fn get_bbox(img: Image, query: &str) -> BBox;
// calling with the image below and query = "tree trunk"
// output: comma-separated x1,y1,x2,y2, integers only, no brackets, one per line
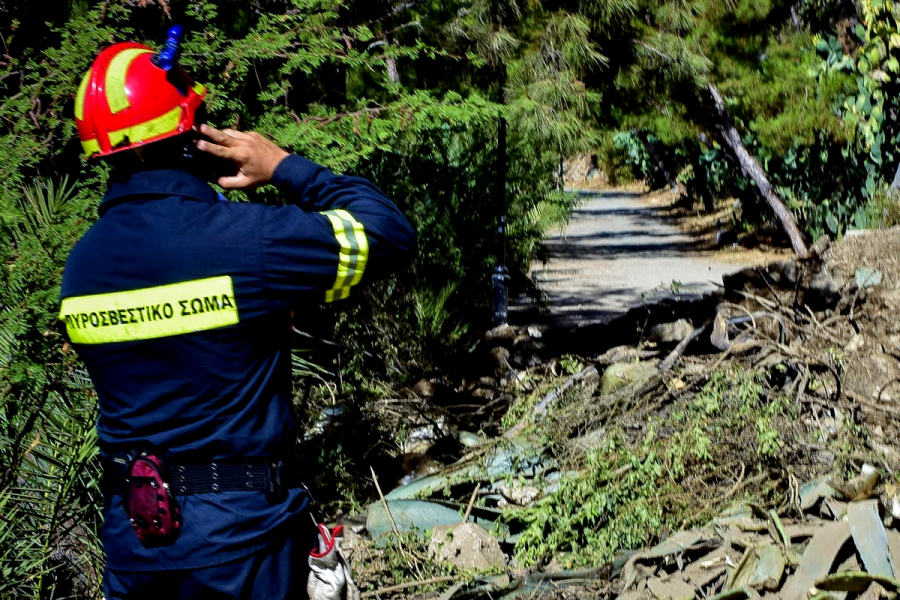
707,83,809,257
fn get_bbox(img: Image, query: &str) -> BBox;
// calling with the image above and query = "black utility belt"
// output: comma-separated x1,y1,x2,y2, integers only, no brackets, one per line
112,459,295,499
110,453,299,544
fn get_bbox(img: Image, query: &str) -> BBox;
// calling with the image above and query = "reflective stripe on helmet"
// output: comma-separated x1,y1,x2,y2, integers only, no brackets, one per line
74,72,91,122
105,48,152,114
322,210,369,303
81,138,101,158
59,276,239,344
108,106,182,148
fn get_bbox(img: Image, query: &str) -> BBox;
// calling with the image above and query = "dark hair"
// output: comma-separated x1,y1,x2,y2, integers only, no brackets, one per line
103,132,195,174
103,106,236,180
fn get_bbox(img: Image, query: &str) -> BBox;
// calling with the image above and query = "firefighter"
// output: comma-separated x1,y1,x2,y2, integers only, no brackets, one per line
60,28,416,599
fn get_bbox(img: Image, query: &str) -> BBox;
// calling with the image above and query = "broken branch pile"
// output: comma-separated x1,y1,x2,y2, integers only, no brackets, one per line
342,228,900,600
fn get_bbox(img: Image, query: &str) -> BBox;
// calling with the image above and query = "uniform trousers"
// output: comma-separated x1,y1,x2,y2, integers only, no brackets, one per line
103,524,315,600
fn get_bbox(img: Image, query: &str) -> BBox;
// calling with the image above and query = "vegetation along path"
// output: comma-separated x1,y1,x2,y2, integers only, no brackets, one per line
530,189,748,327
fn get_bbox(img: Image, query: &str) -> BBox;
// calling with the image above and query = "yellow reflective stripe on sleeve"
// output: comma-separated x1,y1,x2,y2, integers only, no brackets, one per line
324,287,351,303
74,71,91,121
322,210,369,303
108,107,182,148
81,138,101,158
335,209,369,286
106,48,152,114
59,276,239,345
192,83,206,96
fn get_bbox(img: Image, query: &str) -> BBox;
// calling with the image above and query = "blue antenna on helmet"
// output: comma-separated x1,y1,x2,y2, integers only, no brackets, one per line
155,25,184,72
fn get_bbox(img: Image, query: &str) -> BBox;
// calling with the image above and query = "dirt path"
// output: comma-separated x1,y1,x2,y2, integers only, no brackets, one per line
527,189,747,327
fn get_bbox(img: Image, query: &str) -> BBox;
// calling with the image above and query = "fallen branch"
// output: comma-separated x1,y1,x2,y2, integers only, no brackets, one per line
532,366,599,418
360,576,457,598
659,326,706,372
462,483,481,523
370,466,405,554
504,366,598,438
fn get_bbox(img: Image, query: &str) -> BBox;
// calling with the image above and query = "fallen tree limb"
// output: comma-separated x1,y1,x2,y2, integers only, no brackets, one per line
659,326,706,372
707,83,808,257
360,576,458,598
505,366,599,438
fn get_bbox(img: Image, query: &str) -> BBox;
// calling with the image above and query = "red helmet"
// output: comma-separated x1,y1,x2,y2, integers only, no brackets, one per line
74,39,206,159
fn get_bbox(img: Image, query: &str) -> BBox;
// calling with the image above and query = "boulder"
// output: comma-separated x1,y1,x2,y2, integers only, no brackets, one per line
485,324,517,342
647,319,694,344
490,346,511,373
429,523,505,571
413,378,436,398
600,362,658,396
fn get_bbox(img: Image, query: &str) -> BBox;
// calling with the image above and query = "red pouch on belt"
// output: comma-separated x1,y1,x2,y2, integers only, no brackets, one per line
125,453,182,543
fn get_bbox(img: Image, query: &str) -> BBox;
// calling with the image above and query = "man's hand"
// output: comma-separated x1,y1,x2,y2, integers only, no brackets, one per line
194,124,290,190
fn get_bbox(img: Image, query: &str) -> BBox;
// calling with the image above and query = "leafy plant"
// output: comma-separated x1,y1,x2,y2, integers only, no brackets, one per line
0,176,102,598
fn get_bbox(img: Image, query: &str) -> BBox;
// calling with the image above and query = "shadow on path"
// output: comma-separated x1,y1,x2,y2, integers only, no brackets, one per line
514,189,739,328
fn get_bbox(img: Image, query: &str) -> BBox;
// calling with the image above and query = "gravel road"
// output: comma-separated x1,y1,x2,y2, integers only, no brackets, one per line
527,189,743,327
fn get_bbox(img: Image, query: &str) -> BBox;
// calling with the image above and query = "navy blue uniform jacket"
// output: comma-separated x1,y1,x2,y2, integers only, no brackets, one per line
59,155,416,571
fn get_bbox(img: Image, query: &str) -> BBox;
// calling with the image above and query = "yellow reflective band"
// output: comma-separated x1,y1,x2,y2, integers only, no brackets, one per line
192,83,206,96
324,287,351,303
59,276,239,345
106,48,152,114
322,209,369,303
108,107,182,148
335,209,368,287
75,71,91,121
81,138,101,158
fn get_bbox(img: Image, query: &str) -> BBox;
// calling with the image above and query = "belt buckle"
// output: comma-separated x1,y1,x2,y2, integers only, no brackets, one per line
266,461,285,503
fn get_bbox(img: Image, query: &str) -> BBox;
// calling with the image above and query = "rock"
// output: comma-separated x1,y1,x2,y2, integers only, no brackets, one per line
463,376,497,392
413,378,436,398
810,234,831,256
647,319,695,344
513,334,545,353
490,346,511,372
369,500,507,541
647,577,696,600
728,544,785,591
429,523,505,571
400,418,447,454
710,312,730,351
846,334,865,353
485,324,517,342
847,500,894,578
471,387,496,401
456,431,487,448
887,484,900,520
856,267,883,289
773,260,799,284
526,326,543,338
831,463,879,501
806,267,842,309
494,480,542,506
600,362,658,396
